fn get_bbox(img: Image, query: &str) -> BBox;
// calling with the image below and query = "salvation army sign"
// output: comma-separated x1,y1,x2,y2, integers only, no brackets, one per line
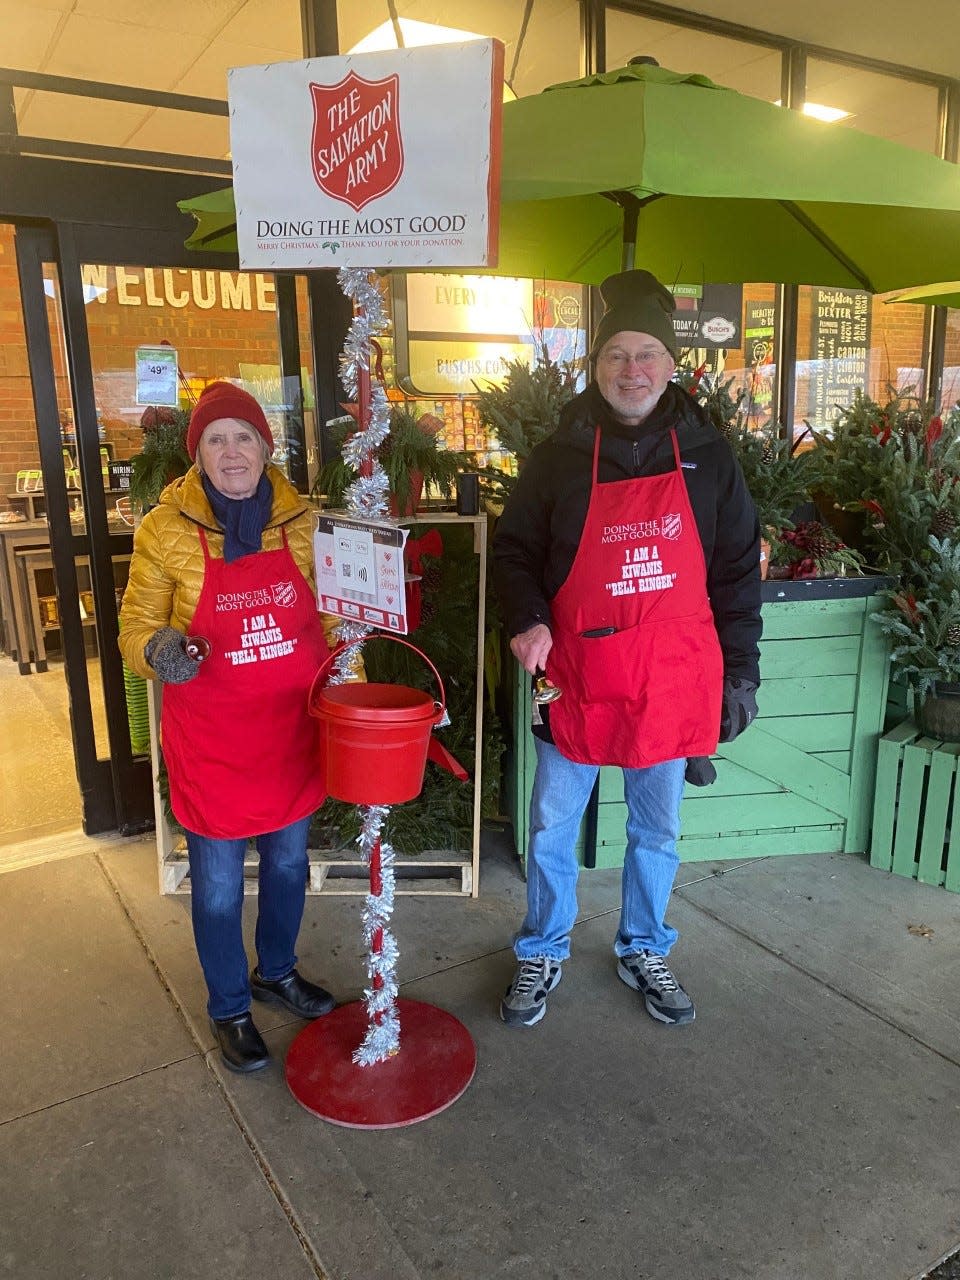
228,41,503,271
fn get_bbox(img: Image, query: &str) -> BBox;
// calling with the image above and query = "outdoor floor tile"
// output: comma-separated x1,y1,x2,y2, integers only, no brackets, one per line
676,850,960,1062
0,1058,317,1280
213,901,960,1280
1,853,196,1122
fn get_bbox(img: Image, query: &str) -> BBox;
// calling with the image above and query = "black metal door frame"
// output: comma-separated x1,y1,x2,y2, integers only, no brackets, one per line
14,222,125,833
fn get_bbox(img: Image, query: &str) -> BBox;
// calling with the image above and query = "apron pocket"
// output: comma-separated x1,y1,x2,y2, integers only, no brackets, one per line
556,627,644,705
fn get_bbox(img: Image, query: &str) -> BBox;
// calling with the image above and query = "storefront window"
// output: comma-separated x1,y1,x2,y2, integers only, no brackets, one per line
804,58,941,153
605,10,782,101
942,309,960,414
80,263,298,477
793,288,929,438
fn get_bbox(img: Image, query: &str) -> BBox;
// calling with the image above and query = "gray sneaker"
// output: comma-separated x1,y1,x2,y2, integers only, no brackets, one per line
500,957,562,1027
617,950,695,1025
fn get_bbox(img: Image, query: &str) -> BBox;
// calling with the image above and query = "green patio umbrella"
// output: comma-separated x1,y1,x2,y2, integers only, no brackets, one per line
879,282,960,309
180,63,960,290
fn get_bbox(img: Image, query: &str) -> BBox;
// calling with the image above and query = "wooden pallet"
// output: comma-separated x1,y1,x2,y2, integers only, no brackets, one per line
159,843,473,897
871,719,960,892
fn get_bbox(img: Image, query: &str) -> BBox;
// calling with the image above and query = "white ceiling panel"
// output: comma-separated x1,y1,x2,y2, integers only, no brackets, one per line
73,0,242,37
42,13,206,89
126,108,232,159
0,0,68,70
15,91,150,145
219,0,303,50
174,41,305,98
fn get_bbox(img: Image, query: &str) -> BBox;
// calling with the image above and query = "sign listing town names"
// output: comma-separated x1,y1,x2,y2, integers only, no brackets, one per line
808,287,872,430
228,40,503,271
313,514,409,635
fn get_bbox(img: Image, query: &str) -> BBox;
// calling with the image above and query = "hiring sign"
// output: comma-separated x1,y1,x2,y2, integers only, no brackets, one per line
228,40,503,271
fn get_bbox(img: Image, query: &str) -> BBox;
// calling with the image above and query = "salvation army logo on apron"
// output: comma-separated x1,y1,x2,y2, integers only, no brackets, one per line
272,580,298,608
661,513,682,540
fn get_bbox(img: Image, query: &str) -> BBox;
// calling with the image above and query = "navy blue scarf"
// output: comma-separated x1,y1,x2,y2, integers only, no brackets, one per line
202,471,274,563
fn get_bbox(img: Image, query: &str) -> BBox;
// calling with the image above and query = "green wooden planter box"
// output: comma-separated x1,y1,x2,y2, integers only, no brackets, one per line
504,578,892,870
870,720,960,893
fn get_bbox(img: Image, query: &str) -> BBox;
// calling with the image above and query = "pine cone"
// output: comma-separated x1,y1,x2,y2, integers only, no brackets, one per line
947,624,960,646
799,521,837,558
930,507,957,539
760,442,775,465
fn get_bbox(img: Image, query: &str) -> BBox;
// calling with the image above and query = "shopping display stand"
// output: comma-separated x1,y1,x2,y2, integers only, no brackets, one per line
285,273,476,1128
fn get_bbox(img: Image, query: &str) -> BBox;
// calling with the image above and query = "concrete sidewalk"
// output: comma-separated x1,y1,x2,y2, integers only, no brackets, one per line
3,827,959,1280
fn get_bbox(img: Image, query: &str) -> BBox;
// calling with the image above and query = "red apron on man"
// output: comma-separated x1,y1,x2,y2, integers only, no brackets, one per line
547,427,723,768
162,526,329,838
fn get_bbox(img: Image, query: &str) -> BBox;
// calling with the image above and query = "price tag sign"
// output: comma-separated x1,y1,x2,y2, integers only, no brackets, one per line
314,514,409,634
135,346,179,406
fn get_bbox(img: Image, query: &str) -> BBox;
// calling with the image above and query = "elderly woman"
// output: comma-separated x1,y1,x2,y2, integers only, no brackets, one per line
120,381,341,1074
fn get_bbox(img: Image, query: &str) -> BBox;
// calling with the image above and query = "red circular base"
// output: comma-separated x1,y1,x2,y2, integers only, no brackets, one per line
285,998,477,1128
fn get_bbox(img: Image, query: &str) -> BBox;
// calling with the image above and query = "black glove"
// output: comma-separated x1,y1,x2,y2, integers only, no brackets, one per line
684,756,717,786
719,677,759,743
145,626,200,685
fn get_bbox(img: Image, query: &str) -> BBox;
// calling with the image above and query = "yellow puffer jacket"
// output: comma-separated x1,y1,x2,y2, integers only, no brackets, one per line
119,463,341,680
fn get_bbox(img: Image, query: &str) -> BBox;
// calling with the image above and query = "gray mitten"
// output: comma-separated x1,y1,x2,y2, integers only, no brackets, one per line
145,626,200,685
719,677,759,743
684,756,717,786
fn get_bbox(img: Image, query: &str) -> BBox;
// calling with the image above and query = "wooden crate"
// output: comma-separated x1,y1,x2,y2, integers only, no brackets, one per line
870,720,960,892
159,841,473,897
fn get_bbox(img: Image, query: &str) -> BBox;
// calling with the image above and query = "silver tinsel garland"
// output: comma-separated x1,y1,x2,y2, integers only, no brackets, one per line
353,804,401,1065
333,270,402,1064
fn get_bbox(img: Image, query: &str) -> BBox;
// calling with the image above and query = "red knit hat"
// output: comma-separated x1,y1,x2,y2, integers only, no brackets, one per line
186,382,274,460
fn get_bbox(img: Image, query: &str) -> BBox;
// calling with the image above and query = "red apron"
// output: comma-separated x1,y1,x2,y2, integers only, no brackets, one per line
547,428,723,768
162,527,329,838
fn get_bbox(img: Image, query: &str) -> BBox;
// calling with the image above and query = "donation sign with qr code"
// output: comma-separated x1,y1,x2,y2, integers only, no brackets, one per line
313,514,409,634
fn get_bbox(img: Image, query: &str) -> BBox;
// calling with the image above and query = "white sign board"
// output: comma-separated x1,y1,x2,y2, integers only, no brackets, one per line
314,514,409,634
135,345,179,406
228,40,503,272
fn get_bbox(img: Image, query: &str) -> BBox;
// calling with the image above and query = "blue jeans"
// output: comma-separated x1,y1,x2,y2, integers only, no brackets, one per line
185,815,311,1021
516,738,686,963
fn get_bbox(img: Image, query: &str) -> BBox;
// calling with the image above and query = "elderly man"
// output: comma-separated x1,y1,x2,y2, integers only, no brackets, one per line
492,268,762,1029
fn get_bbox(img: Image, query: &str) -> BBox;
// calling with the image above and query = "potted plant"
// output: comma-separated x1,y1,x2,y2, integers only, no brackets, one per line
873,535,960,740
128,406,192,511
316,406,468,514
679,368,813,575
804,388,960,567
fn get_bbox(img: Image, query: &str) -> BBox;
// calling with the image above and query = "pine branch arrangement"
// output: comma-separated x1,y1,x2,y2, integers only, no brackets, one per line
678,367,812,534
472,352,580,503
873,536,960,692
128,406,192,511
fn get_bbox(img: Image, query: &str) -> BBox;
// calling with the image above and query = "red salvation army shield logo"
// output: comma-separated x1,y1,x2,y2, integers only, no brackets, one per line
271,581,298,608
310,72,403,213
661,513,683,540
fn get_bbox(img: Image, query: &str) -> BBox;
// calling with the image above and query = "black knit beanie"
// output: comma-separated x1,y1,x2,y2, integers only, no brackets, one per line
589,269,678,359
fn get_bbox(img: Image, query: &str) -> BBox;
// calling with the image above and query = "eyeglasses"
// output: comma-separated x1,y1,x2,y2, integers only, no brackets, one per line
599,349,671,368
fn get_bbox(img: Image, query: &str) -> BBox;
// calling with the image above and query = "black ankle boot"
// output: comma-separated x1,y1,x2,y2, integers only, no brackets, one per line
211,1013,270,1073
250,967,337,1019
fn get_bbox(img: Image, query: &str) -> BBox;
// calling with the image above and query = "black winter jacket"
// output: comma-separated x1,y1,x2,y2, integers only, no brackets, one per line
492,380,762,688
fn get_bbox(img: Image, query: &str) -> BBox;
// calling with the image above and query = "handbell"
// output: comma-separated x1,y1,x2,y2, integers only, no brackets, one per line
533,673,562,704
182,635,211,663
